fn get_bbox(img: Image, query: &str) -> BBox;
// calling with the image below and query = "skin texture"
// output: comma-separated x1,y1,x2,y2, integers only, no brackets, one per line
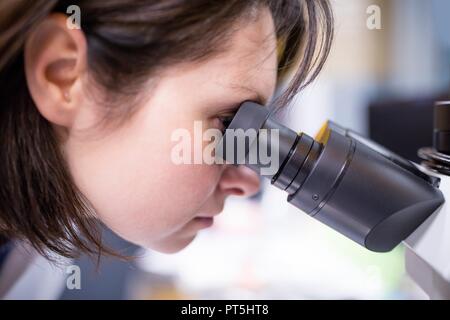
24,8,278,253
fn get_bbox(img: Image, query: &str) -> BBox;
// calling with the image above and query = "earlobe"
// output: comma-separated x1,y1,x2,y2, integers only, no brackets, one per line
24,13,87,128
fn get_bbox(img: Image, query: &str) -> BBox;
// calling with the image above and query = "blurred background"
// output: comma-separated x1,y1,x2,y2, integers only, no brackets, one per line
62,0,450,300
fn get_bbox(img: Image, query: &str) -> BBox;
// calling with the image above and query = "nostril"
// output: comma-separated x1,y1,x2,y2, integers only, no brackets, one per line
227,188,245,196
219,165,261,197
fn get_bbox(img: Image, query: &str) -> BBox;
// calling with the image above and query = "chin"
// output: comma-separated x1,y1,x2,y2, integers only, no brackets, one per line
149,234,197,254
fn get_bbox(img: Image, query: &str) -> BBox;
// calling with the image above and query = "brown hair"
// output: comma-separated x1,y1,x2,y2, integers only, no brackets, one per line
0,0,333,260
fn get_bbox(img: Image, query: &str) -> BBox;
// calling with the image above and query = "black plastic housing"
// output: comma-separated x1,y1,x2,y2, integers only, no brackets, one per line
216,102,445,252
434,101,450,155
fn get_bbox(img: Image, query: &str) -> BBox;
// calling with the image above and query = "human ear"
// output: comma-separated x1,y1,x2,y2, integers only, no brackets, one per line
24,13,87,128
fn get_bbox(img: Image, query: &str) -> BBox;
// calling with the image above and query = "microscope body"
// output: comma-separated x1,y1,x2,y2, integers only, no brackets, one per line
217,101,450,299
403,101,450,299
404,166,450,299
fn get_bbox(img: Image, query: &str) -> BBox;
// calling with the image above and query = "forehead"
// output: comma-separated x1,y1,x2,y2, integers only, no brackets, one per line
164,7,278,106
212,7,278,104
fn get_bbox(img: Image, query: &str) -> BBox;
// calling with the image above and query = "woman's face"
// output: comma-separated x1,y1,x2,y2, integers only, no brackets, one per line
64,8,278,253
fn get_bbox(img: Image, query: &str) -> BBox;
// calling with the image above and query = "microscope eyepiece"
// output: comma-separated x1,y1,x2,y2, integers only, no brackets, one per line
216,101,445,252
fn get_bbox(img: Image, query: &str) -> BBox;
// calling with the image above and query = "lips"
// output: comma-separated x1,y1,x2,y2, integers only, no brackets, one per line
194,199,225,225
196,207,223,219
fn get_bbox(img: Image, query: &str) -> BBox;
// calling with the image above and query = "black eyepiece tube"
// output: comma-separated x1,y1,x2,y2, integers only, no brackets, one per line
216,101,445,252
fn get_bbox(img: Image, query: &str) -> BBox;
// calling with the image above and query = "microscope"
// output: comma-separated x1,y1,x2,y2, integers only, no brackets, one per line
216,100,450,299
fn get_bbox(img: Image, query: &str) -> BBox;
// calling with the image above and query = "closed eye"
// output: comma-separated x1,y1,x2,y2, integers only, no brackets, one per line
218,115,235,132
214,99,262,133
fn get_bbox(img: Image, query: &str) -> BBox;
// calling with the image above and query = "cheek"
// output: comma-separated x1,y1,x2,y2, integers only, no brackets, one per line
118,159,221,244
169,163,222,214
64,107,223,246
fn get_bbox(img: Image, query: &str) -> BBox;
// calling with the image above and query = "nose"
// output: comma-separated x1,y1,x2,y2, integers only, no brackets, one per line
218,165,261,197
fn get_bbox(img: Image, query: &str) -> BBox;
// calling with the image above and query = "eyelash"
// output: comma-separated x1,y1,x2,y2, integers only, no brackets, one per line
218,115,235,132
214,103,246,132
